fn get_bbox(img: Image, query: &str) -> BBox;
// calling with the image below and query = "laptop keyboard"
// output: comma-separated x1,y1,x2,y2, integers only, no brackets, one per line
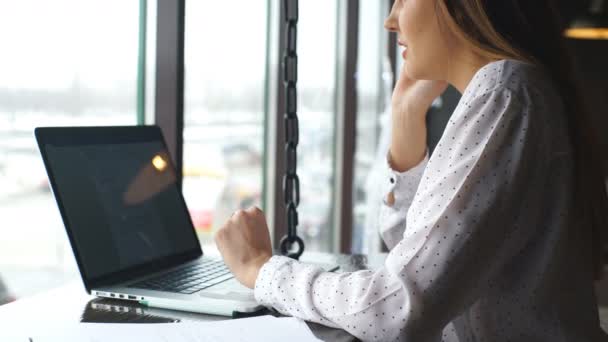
130,259,233,294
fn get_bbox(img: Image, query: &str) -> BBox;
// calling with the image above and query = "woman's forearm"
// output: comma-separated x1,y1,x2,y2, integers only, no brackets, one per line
389,112,427,172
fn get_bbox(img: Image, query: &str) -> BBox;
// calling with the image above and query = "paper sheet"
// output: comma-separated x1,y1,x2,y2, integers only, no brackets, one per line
2,316,322,342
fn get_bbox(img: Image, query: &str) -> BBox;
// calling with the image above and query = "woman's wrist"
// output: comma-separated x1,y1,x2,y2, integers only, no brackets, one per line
244,254,272,289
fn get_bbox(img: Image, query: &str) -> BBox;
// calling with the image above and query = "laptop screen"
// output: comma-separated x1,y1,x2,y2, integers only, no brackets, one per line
36,127,201,285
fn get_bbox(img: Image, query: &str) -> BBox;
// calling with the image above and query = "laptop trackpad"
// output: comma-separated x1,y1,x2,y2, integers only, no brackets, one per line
198,279,255,301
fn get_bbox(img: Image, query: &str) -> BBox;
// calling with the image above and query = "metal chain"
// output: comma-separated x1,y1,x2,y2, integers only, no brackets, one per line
279,0,304,260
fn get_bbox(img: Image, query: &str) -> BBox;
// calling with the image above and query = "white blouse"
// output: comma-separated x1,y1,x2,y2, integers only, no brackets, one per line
254,60,606,341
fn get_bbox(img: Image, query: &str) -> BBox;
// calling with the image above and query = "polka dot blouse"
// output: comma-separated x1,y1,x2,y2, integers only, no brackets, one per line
254,60,606,341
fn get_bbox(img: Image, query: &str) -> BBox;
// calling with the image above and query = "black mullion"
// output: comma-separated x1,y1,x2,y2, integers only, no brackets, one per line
338,0,360,254
155,0,185,188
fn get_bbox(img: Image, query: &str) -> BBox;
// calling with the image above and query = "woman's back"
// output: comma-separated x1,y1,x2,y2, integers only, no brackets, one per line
422,58,604,342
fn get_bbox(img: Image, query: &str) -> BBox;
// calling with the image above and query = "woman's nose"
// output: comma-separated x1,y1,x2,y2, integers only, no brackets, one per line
384,16,397,32
384,5,398,32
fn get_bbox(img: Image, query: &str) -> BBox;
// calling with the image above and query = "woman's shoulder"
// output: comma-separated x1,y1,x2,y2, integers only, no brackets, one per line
453,59,570,157
465,59,558,103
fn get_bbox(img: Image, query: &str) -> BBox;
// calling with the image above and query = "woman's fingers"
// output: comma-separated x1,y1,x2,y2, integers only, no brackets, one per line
215,206,273,288
218,207,269,242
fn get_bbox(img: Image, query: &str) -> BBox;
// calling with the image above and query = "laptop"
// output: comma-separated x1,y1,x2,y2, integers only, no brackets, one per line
35,125,262,316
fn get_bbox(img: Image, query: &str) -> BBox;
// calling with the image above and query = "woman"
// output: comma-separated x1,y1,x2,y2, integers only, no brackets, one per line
215,0,608,341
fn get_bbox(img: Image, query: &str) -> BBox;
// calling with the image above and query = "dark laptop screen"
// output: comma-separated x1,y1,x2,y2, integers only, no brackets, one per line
40,130,200,282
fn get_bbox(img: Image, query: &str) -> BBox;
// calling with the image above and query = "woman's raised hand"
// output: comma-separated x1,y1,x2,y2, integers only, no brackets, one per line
392,66,448,119
389,65,448,172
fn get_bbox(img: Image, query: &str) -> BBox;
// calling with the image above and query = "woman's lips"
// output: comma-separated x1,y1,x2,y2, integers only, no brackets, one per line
398,40,408,59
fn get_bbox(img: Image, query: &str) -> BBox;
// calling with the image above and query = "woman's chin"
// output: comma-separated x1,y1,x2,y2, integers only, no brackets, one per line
404,61,437,82
403,62,421,80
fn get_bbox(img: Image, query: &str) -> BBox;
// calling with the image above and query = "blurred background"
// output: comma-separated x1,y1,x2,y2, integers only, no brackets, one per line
0,0,606,310
0,0,395,301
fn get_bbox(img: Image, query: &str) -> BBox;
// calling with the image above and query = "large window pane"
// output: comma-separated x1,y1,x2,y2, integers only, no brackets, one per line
183,1,338,254
296,0,338,252
353,0,392,254
0,0,140,299
183,1,269,255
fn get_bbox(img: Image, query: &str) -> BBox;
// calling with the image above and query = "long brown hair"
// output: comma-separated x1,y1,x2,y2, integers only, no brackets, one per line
436,0,608,279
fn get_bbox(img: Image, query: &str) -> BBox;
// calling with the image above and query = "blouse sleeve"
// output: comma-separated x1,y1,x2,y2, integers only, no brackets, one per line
378,150,429,250
254,88,548,341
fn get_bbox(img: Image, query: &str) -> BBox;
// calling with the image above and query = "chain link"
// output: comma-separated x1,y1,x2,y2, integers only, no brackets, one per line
279,0,304,259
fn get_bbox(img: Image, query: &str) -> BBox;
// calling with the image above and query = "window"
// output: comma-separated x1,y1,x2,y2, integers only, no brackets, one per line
183,1,269,256
0,0,141,298
183,1,340,254
294,0,339,252
0,1,406,304
353,0,392,254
